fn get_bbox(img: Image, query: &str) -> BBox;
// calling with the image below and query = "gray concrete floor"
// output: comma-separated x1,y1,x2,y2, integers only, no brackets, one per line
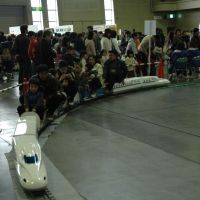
1,77,200,200
0,79,19,200
43,84,200,200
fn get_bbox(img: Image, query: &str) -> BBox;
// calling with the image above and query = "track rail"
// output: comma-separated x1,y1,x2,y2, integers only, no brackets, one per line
24,188,56,200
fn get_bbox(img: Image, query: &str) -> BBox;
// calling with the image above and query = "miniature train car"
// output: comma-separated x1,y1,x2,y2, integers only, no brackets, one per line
113,76,170,94
13,112,47,190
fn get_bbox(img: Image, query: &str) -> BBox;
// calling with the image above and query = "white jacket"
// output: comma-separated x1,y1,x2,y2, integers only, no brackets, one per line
101,37,112,54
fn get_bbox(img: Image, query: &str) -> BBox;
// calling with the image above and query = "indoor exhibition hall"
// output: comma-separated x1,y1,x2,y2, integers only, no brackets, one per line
0,0,200,200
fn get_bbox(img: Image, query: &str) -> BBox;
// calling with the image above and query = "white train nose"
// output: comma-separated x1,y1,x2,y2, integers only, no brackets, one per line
20,176,48,190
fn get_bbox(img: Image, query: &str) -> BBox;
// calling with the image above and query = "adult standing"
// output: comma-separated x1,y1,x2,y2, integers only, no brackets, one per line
101,28,112,56
137,35,155,76
111,30,121,55
85,31,96,56
190,28,200,49
125,33,138,57
12,24,31,84
35,30,56,70
28,30,43,75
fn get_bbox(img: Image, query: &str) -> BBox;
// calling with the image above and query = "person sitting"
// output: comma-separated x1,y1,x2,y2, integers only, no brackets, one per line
74,62,89,101
85,56,103,97
56,60,78,105
17,77,45,119
80,51,88,72
103,50,127,93
32,64,65,118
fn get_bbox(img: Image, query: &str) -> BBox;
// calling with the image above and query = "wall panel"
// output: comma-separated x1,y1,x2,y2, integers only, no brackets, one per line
0,6,25,33
58,0,105,32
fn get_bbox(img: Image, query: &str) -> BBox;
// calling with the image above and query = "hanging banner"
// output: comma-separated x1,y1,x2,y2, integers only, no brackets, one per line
9,26,20,35
54,25,73,34
93,25,105,32
9,25,38,35
144,20,156,35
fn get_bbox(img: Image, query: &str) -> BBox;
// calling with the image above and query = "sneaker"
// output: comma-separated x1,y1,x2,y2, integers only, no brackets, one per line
69,102,74,106
91,93,96,98
62,100,68,109
2,76,7,81
47,114,54,120
83,96,91,101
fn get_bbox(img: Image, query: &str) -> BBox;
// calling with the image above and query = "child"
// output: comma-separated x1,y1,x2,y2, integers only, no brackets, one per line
57,60,78,105
17,77,45,119
125,50,138,77
100,49,108,66
80,51,88,72
74,62,90,101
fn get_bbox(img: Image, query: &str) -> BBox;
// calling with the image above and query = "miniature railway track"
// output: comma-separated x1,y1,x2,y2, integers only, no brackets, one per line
24,188,56,200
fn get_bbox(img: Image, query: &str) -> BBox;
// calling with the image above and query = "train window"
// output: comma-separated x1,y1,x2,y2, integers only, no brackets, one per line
24,154,39,164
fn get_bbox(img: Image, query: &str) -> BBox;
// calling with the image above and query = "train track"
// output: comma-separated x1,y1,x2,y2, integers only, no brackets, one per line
24,188,56,200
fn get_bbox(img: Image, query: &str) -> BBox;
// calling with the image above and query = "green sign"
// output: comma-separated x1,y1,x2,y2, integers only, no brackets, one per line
31,7,42,11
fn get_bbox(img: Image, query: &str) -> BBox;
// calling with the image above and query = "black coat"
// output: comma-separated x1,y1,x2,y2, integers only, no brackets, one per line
103,59,127,82
35,39,56,68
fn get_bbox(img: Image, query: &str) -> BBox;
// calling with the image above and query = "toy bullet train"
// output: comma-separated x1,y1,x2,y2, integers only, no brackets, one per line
13,112,47,190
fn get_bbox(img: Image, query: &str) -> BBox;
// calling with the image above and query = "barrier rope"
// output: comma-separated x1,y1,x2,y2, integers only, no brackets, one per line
0,83,22,93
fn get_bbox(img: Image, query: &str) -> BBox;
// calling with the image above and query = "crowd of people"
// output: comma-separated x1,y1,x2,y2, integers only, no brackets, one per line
0,24,200,119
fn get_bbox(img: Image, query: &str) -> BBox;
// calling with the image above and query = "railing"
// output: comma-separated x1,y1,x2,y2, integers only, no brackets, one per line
151,0,200,12
151,0,177,12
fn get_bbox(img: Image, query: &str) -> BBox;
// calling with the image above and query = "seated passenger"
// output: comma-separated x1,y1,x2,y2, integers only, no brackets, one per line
17,77,45,119
74,62,89,101
125,50,138,77
85,56,103,97
103,50,127,93
32,64,65,118
62,46,76,68
57,60,78,105
80,51,88,72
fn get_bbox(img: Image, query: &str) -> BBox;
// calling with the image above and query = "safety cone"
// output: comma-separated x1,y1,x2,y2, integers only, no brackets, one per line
22,78,29,94
157,58,164,78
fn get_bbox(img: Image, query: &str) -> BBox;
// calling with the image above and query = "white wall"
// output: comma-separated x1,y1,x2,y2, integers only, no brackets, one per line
0,0,32,33
0,6,25,33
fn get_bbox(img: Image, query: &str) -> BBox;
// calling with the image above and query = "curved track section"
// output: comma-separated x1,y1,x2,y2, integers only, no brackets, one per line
43,84,200,200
